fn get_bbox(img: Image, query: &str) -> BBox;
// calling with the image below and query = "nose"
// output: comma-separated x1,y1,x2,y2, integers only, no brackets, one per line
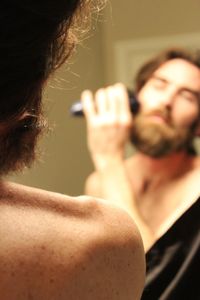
158,88,176,109
146,89,175,110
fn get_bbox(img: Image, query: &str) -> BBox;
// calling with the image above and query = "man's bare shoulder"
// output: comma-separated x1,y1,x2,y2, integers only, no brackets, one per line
0,181,145,300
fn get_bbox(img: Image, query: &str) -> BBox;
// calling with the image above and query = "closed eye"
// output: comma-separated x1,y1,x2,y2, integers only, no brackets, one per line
150,77,167,89
179,90,199,103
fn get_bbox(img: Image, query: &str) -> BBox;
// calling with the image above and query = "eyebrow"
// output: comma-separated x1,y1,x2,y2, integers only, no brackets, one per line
151,75,200,99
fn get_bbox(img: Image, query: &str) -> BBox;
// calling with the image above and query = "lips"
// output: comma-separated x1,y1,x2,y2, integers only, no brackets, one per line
148,114,168,122
143,109,170,122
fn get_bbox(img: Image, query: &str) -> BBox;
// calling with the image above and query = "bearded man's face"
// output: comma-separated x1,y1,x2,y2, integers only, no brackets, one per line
130,59,200,157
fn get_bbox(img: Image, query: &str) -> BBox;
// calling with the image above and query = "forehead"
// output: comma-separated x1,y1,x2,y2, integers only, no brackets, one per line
152,58,200,90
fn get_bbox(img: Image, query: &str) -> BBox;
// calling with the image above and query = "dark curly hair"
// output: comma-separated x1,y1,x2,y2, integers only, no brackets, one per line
0,0,104,175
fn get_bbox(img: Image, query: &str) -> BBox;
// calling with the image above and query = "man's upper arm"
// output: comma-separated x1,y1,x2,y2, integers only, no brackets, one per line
87,223,145,300
41,194,145,300
63,201,146,300
67,199,147,299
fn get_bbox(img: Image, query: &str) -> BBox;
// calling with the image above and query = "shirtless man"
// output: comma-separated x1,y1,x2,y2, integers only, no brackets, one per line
82,48,200,299
0,1,145,299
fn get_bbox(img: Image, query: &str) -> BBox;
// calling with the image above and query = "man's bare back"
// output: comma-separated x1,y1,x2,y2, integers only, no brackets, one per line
0,181,145,300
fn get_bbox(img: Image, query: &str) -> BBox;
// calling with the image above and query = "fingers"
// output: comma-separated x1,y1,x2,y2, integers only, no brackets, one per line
96,89,108,115
81,84,132,157
112,83,132,124
81,89,96,121
81,83,132,125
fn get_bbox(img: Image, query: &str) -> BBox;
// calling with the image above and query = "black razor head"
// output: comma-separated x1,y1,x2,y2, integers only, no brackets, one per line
127,90,140,114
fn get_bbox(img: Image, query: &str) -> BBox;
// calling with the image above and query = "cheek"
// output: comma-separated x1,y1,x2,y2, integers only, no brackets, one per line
137,88,157,112
172,103,199,126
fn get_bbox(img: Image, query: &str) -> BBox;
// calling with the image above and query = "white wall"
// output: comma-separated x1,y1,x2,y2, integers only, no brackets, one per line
103,0,200,83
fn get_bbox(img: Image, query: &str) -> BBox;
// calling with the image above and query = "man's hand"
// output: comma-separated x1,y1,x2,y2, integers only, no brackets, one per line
81,83,133,170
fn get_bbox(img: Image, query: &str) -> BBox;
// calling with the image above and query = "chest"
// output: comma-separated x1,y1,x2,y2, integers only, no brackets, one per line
132,170,200,235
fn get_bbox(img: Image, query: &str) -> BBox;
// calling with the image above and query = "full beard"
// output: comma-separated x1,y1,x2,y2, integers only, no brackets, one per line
130,114,195,158
0,113,48,176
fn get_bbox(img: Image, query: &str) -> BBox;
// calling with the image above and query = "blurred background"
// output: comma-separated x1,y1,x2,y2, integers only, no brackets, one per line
9,0,200,195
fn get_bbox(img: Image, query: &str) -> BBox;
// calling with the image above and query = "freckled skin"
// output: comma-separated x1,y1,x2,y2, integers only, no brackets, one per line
0,181,145,300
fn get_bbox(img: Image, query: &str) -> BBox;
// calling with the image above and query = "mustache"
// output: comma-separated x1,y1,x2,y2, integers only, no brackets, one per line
141,108,172,124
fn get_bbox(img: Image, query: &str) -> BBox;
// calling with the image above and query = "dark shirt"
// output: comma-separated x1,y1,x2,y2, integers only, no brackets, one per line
141,197,200,300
